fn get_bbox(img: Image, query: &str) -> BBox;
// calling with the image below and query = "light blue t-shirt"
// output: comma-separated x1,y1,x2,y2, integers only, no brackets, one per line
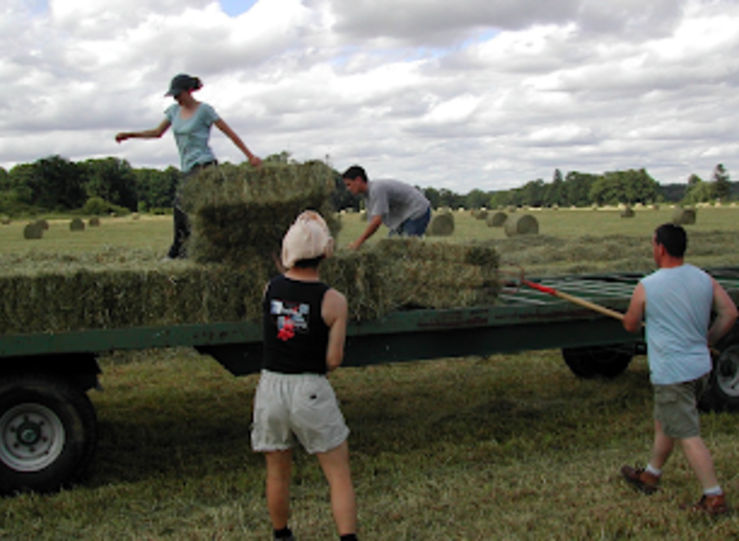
165,102,220,173
641,264,713,385
365,179,430,231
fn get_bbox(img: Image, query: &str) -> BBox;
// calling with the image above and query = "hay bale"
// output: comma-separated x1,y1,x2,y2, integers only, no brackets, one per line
473,209,488,220
0,240,500,333
504,214,539,237
672,207,696,225
486,211,507,227
428,212,455,236
182,161,339,266
70,218,85,231
620,206,635,218
23,222,44,240
506,206,517,213
1,216,11,225
36,219,49,230
89,217,101,227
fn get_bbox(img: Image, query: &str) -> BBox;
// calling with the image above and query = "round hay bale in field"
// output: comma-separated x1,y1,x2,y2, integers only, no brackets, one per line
36,219,49,230
428,212,455,236
620,206,635,218
1,216,11,225
486,211,507,227
89,216,101,227
506,206,517,213
23,222,44,239
551,204,559,211
70,218,86,231
504,214,539,237
652,203,660,210
132,213,140,220
474,209,488,220
672,207,696,225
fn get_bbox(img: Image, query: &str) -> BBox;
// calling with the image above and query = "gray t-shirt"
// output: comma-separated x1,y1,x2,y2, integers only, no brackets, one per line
365,179,430,231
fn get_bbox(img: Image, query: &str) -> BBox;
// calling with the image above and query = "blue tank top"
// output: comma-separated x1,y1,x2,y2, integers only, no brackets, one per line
641,264,713,384
263,275,330,374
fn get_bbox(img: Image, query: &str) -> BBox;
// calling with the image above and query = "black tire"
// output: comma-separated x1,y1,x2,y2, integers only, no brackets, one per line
562,345,633,379
699,344,739,412
0,373,98,495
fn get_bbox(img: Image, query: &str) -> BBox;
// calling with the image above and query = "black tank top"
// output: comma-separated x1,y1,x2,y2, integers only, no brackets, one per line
263,274,330,374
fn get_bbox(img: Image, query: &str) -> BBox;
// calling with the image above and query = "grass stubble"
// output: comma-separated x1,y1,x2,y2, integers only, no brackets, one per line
0,207,739,539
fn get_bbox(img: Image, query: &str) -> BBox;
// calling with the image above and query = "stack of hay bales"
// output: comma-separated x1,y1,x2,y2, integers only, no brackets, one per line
504,214,539,237
427,211,455,236
486,211,507,227
0,162,503,333
182,161,339,266
672,207,696,225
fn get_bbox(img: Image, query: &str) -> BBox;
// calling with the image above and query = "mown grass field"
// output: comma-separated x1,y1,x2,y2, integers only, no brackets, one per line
1,207,739,540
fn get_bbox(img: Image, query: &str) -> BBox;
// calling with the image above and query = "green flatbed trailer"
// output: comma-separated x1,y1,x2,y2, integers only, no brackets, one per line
1,269,738,495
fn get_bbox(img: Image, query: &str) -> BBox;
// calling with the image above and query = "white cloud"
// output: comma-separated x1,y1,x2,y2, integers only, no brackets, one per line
1,0,739,193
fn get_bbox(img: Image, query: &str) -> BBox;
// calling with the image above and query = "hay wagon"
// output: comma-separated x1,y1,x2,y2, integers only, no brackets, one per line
1,269,738,495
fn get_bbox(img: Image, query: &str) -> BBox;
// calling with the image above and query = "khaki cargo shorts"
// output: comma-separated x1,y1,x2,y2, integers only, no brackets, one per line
251,370,349,454
653,377,706,439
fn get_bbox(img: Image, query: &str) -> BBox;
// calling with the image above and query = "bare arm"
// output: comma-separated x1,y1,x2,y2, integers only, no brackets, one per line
115,119,170,142
708,278,738,346
322,288,348,372
214,118,262,167
622,282,645,333
349,215,382,250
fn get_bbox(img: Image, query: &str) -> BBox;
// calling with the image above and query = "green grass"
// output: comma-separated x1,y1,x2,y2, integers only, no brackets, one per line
1,209,739,539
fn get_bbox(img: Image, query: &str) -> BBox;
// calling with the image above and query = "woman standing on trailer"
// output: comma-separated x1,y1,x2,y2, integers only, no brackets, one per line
115,73,262,259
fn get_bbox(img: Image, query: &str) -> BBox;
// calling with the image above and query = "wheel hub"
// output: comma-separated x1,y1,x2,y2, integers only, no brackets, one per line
0,403,65,472
716,345,739,396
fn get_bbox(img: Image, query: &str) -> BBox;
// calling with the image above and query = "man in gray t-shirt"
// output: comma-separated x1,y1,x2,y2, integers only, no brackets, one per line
342,165,431,249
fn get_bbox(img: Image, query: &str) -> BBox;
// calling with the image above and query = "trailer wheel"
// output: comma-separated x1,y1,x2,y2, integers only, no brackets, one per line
0,373,97,495
562,346,633,379
699,345,739,412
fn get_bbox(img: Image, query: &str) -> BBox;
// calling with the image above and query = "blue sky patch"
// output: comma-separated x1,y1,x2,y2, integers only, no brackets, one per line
219,0,258,17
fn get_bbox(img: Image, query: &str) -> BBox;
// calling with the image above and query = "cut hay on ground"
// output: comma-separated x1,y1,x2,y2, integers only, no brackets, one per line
504,214,539,236
672,207,697,225
427,212,455,236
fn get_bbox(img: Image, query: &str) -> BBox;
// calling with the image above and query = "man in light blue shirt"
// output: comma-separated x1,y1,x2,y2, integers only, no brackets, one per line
620,223,737,515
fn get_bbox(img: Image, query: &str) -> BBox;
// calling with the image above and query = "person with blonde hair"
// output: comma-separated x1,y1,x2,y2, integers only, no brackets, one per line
115,73,261,258
252,211,358,541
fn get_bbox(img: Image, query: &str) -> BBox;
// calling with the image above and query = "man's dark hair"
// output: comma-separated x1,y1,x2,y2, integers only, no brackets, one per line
341,165,368,183
654,223,687,258
293,255,325,269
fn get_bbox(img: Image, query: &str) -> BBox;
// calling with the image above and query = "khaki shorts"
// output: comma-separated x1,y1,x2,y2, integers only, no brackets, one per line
653,378,704,439
251,370,349,454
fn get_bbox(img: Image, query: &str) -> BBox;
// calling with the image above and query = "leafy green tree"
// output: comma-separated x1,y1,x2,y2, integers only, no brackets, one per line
563,172,598,207
82,157,138,210
11,156,86,210
466,189,490,209
421,186,441,209
134,167,179,210
0,167,9,191
712,163,731,201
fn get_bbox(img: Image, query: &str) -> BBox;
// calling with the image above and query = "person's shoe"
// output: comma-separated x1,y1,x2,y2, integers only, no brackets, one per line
681,493,731,516
620,465,660,494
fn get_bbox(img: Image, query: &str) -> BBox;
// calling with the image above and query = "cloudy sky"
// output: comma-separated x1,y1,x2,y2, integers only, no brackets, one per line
2,0,738,192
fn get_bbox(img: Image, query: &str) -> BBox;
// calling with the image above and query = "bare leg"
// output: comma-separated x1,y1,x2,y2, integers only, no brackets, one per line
649,420,674,469
317,440,357,536
265,450,293,530
681,437,720,490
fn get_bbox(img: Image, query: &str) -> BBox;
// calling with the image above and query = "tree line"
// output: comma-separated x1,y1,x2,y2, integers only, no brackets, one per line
0,154,734,216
